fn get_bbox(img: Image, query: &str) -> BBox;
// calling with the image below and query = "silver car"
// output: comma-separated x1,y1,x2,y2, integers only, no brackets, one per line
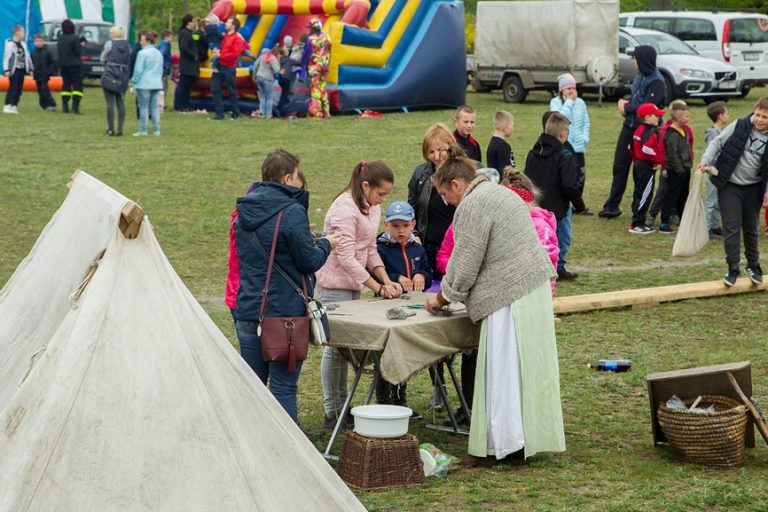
607,26,741,102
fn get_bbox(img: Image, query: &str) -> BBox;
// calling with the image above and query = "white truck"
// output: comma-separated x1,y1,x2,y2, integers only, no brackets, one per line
472,0,620,102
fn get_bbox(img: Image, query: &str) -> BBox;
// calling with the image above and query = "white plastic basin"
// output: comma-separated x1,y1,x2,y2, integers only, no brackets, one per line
351,404,412,438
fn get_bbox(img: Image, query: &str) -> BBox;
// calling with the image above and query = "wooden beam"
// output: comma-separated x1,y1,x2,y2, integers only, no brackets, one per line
554,279,767,315
119,201,145,239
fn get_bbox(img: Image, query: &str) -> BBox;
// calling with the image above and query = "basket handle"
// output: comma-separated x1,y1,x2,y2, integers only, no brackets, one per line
727,371,768,446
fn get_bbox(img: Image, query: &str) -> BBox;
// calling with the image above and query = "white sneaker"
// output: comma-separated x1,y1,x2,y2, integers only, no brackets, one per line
2,105,12,114
11,105,18,113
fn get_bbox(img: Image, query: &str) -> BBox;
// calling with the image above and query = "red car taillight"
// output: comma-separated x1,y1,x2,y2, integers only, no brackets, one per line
722,19,731,62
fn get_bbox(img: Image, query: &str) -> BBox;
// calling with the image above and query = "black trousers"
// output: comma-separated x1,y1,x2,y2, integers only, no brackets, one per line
174,74,195,111
5,68,25,105
60,65,83,95
631,160,656,227
649,172,668,218
103,89,125,133
36,78,56,108
661,170,690,224
718,181,762,269
603,124,635,211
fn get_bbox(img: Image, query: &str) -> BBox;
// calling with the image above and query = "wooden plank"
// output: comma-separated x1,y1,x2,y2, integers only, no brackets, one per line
119,201,145,239
554,279,767,314
727,371,768,446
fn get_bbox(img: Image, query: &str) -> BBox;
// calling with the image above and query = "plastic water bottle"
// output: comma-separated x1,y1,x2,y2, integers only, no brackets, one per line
588,359,632,372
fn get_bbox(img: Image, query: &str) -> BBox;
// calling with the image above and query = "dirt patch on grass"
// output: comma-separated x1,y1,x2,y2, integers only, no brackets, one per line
576,256,722,273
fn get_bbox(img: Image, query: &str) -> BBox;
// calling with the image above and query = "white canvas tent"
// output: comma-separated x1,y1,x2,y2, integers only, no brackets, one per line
0,172,365,511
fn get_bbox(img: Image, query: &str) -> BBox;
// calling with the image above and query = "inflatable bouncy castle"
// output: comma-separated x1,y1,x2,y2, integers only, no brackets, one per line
189,0,466,113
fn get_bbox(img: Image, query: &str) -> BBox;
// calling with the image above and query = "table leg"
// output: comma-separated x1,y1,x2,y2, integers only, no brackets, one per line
424,355,470,435
323,349,372,460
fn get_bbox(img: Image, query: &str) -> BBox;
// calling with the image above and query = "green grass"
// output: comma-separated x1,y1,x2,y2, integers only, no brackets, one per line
3,85,768,511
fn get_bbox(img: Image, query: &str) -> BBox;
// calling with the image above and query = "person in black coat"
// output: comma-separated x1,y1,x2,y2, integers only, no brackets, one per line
600,45,666,218
525,112,582,280
174,14,199,112
31,34,57,111
57,19,84,114
234,149,341,422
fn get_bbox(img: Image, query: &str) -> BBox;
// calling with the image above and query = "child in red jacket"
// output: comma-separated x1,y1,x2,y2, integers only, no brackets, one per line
628,103,665,234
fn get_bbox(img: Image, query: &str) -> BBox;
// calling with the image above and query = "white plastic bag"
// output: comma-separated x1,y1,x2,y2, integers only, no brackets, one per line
672,171,710,257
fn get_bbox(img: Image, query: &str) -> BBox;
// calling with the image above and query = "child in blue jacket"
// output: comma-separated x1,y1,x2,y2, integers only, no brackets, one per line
374,201,433,416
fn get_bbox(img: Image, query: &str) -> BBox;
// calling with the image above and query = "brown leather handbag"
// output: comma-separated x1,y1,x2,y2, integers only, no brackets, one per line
256,211,309,373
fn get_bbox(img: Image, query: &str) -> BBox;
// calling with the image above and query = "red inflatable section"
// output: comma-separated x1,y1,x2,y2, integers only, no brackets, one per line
0,76,63,92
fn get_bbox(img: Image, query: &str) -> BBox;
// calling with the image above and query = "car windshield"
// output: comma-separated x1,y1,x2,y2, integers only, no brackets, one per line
77,24,111,44
633,32,699,55
730,18,768,44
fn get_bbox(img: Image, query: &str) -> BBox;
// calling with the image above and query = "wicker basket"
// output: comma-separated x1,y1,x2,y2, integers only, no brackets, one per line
657,395,748,468
336,432,425,489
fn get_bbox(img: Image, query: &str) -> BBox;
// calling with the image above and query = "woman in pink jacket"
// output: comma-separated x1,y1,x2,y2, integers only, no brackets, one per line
316,161,402,428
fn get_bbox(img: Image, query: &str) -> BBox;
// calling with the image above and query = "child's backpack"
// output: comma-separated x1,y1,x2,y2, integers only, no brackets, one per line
627,124,663,163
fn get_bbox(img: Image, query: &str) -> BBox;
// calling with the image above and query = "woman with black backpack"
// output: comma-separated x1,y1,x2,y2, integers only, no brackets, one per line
99,26,131,136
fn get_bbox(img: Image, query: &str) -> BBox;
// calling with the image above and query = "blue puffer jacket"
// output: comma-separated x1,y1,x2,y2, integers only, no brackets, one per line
234,182,332,321
376,232,433,288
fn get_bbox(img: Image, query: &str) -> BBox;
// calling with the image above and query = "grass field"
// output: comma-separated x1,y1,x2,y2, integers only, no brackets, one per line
2,85,768,511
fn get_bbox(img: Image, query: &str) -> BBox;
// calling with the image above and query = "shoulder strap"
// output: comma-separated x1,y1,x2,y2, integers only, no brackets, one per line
257,211,283,322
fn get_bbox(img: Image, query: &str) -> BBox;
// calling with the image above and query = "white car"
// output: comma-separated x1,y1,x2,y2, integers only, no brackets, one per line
620,10,768,95
608,27,741,102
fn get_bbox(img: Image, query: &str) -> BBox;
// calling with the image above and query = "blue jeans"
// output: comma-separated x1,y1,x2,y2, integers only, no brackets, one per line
556,206,573,271
235,319,303,422
212,65,238,118
256,76,274,118
136,89,160,135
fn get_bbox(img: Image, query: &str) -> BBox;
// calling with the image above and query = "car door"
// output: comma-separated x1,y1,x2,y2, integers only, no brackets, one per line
618,33,637,85
672,17,718,61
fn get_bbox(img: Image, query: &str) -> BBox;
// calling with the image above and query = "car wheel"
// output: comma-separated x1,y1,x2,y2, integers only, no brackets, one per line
502,75,527,103
663,74,676,103
740,85,751,99
704,97,731,104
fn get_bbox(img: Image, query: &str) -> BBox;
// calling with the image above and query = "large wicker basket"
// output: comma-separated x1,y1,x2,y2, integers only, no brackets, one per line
336,432,425,490
657,395,748,468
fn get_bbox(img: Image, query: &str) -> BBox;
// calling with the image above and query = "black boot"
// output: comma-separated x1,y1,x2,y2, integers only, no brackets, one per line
62,97,69,113
72,96,82,114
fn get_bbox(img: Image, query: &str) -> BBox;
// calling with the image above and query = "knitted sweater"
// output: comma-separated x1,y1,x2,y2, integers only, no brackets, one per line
441,176,556,323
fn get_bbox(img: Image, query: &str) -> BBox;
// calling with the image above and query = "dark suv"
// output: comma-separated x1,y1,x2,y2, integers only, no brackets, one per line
40,20,114,78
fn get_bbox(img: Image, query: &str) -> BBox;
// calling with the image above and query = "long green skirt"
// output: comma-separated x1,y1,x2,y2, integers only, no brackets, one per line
468,280,566,459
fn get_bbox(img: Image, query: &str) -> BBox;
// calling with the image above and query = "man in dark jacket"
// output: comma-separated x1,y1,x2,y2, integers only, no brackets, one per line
174,14,199,112
57,19,83,114
525,112,582,280
600,45,666,218
32,34,56,111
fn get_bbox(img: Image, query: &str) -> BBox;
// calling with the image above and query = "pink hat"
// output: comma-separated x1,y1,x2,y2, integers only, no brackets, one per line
558,73,576,92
